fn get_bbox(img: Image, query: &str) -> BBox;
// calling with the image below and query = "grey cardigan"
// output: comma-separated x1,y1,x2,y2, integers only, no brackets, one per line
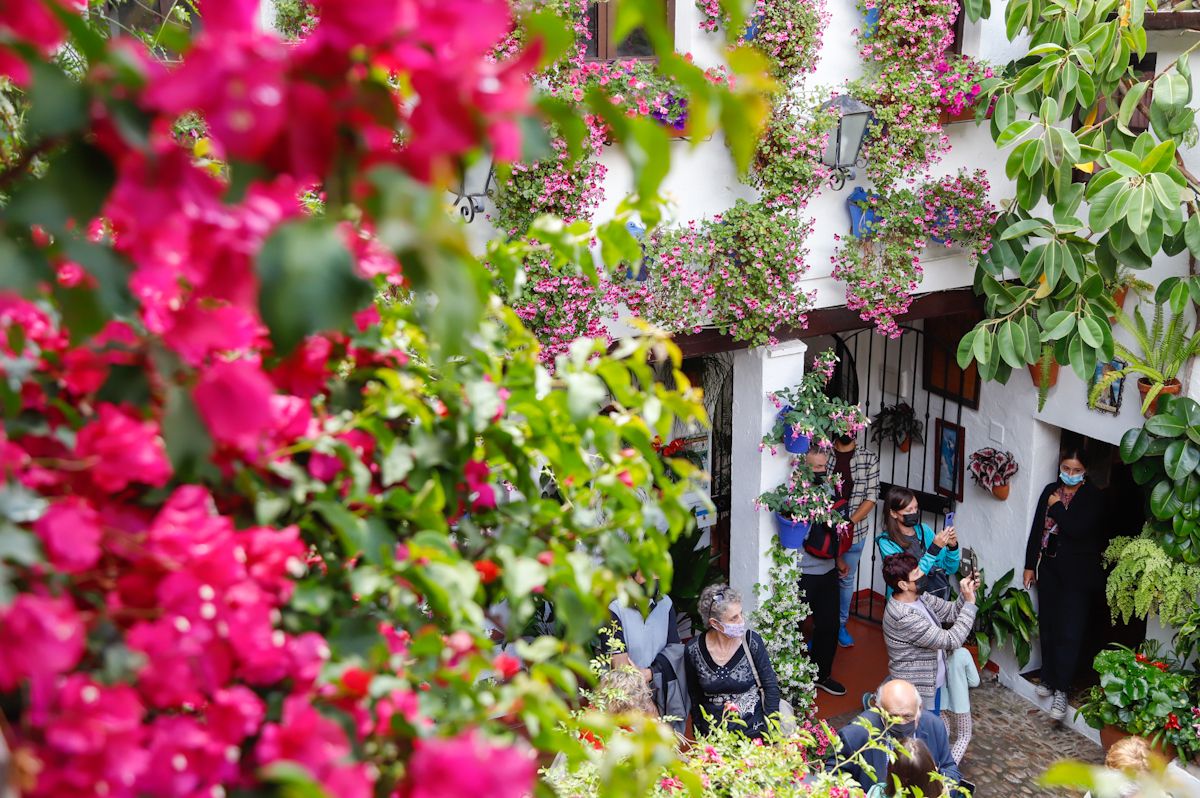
882,594,977,705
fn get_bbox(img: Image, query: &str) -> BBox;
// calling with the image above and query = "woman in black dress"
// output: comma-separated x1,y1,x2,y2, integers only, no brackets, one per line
1023,446,1105,721
684,584,780,739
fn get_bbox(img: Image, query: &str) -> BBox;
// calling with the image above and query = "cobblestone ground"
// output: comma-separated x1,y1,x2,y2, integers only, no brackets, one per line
829,673,1104,797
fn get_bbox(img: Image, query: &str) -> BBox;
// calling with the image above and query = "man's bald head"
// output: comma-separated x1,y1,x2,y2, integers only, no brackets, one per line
877,679,921,721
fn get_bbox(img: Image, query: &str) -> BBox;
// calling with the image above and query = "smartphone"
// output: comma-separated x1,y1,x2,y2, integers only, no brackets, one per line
944,511,955,528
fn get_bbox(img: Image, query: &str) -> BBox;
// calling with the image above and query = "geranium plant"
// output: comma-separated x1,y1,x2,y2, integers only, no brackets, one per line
1078,645,1200,763
696,0,829,79
968,447,1019,498
491,125,608,237
935,55,994,117
504,248,612,366
762,350,870,449
749,97,836,210
917,169,997,260
619,201,817,348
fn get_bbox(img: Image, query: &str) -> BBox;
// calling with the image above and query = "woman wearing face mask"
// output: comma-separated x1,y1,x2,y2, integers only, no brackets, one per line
684,584,780,739
881,553,977,714
1023,446,1105,721
876,487,961,600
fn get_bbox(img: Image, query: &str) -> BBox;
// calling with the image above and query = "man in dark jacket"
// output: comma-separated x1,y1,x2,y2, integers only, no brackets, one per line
835,679,964,793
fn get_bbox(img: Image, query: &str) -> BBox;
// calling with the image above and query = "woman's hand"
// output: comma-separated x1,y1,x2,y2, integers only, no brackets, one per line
1047,492,1060,507
836,557,850,577
959,575,978,603
610,652,632,670
642,667,653,682
933,527,951,548
1023,569,1036,589
944,527,958,548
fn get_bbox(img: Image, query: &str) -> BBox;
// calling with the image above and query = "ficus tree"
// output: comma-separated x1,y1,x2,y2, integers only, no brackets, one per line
955,0,1199,388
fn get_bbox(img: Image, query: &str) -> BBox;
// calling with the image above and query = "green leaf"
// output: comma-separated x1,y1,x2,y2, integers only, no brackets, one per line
1145,414,1186,437
998,322,1022,368
1042,310,1077,341
1165,440,1200,480
3,143,117,234
0,524,41,566
973,328,995,366
163,385,214,479
1184,215,1200,259
1001,218,1049,240
257,219,375,356
1120,427,1150,463
1151,479,1183,519
997,119,1037,147
956,330,978,369
24,61,89,140
1078,315,1104,348
1125,186,1154,235
1117,81,1150,135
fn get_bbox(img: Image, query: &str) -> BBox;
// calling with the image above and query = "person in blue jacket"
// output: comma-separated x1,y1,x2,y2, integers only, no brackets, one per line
836,679,964,795
876,486,960,599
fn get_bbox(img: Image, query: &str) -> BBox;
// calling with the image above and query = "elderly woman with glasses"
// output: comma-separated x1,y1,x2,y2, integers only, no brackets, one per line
684,584,780,739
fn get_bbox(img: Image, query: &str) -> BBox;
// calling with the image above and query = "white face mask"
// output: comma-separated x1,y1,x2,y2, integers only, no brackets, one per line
716,621,747,639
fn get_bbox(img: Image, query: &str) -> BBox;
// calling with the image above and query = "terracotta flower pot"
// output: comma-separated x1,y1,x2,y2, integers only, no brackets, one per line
1099,724,1177,762
1028,359,1059,387
898,435,912,453
991,483,1010,500
1110,286,1129,321
1137,378,1182,418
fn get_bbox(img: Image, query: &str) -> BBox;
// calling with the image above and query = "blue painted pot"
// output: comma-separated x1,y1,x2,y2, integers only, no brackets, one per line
743,12,764,41
778,408,811,454
776,514,811,549
862,6,880,38
847,186,880,239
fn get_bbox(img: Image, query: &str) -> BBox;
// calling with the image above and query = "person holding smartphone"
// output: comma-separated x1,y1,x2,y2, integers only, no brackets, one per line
877,487,961,600
1023,446,1105,721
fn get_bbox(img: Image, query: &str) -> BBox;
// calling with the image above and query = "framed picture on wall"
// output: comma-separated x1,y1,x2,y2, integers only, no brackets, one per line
1090,358,1127,415
934,418,965,501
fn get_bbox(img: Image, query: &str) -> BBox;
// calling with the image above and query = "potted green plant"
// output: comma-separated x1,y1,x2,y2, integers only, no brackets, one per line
756,462,848,550
1104,269,1153,322
870,402,924,453
1077,645,1198,762
967,569,1037,670
1089,301,1200,417
967,448,1019,500
763,350,869,453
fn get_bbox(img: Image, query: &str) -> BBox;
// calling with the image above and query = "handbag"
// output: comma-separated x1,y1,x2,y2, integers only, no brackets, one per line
742,636,795,736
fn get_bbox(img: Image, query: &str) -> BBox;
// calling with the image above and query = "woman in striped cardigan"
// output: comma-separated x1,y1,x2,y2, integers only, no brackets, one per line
881,553,978,712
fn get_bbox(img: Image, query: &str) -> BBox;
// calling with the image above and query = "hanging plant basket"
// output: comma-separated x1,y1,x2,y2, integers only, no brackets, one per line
1137,378,1183,418
775,514,811,549
991,483,1010,501
898,434,912,453
1028,358,1059,387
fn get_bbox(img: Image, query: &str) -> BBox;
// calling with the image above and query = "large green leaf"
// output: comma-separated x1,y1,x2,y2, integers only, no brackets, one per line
1119,427,1149,464
1164,439,1200,481
256,218,375,356
1145,414,1186,437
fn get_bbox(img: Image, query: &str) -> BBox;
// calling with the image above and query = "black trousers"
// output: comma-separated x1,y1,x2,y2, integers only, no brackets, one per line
800,568,840,681
1037,557,1096,692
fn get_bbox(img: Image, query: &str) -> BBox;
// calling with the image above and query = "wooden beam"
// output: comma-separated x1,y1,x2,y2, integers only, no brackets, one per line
676,288,985,358
1143,10,1200,29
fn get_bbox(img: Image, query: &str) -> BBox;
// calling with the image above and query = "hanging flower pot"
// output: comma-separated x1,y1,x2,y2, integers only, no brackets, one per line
1137,378,1183,418
861,5,880,38
991,483,1010,501
846,186,880,239
776,408,812,454
775,513,811,549
898,435,912,453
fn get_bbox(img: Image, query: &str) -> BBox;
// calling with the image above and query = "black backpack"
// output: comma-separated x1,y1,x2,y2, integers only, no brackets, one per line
803,498,850,559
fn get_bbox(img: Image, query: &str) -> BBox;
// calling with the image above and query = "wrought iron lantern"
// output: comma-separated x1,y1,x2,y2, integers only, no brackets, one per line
819,95,873,190
449,155,496,223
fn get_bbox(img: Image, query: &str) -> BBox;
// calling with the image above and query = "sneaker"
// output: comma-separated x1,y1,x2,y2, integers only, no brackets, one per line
816,677,847,696
1035,683,1053,698
1050,690,1067,720
838,626,855,648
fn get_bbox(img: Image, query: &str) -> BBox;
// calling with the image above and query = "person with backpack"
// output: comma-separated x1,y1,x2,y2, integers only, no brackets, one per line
876,486,961,600
799,448,850,696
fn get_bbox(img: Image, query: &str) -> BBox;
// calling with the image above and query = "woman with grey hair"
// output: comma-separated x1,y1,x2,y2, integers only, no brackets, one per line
684,583,780,739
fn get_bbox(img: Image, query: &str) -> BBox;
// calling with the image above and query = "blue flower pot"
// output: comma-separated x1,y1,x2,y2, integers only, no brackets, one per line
847,186,880,239
778,408,811,454
743,12,764,41
862,6,880,38
775,514,811,549
928,209,953,246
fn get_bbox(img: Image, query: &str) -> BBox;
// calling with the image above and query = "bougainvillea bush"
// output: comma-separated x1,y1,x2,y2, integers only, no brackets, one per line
0,1,772,796
619,201,816,348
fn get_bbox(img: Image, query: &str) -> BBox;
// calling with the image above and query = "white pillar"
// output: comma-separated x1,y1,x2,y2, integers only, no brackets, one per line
729,339,807,613
258,0,277,32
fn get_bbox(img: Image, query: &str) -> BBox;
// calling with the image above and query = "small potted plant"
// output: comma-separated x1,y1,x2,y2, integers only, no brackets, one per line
1089,301,1200,417
756,462,848,550
1077,645,1198,762
1104,270,1152,321
968,447,1019,500
967,569,1038,670
763,350,869,453
869,402,924,452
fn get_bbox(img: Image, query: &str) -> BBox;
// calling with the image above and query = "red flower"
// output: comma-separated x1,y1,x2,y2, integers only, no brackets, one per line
474,560,502,584
1165,713,1181,731
1135,653,1149,663
1153,661,1169,671
492,654,521,681
579,729,604,750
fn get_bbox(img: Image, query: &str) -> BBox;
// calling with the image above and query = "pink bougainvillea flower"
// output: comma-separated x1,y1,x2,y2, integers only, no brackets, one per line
464,459,496,511
34,497,102,573
399,730,536,798
75,403,172,493
257,695,373,798
0,595,86,690
194,358,277,451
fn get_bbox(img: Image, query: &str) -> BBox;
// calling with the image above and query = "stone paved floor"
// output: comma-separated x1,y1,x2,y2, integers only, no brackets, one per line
829,673,1105,797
